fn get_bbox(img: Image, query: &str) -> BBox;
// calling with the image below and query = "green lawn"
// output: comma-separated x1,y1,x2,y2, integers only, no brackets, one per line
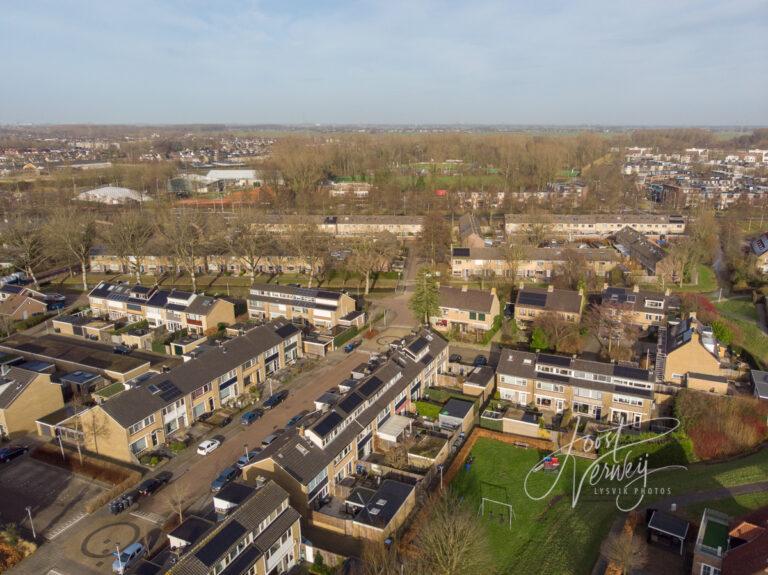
448,438,768,574
652,264,718,294
450,438,617,574
713,296,768,369
414,401,442,420
716,297,758,322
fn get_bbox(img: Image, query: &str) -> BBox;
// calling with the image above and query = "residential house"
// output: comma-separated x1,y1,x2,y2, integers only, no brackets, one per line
0,366,64,438
55,321,302,463
450,246,619,280
496,349,655,427
90,250,323,277
658,314,729,389
242,329,448,537
88,282,235,335
0,285,65,320
722,507,768,575
750,233,768,274
613,226,672,279
504,213,686,238
431,285,500,334
51,314,115,342
167,480,301,575
692,508,730,575
600,284,674,328
327,181,371,198
248,284,363,330
514,285,584,327
249,215,423,238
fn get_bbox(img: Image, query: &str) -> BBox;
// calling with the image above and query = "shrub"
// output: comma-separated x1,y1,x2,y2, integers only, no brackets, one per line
530,326,550,351
711,320,734,346
675,389,768,460
169,441,187,454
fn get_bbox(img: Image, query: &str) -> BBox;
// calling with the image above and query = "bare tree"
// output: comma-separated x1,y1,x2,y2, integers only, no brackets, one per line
532,312,583,354
353,541,403,575
347,232,399,295
46,208,96,292
584,302,641,361
156,210,210,292
286,221,331,288
78,408,112,457
224,210,275,282
412,491,497,575
602,527,647,575
2,216,49,289
165,482,188,525
417,213,452,266
102,210,155,284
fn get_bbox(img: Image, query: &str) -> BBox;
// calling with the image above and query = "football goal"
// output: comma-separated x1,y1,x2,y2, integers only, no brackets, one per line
478,497,516,529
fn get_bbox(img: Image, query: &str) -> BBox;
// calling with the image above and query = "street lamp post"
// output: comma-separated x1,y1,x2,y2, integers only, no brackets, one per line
115,543,122,571
243,443,249,461
25,506,35,539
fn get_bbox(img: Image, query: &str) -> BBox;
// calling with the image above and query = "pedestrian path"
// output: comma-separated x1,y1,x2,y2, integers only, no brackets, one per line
43,510,87,540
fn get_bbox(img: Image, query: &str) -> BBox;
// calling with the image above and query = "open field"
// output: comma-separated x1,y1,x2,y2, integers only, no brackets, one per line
713,296,768,368
449,437,768,574
674,491,768,524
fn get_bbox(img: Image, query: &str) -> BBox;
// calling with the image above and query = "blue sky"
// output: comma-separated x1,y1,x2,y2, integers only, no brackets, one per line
1,0,766,125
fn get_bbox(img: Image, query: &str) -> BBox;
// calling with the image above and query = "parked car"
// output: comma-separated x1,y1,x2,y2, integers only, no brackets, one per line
261,433,281,447
240,409,263,425
286,410,309,428
218,415,233,427
197,439,221,455
112,344,132,355
449,353,462,363
236,449,261,468
211,465,240,492
197,412,213,423
112,542,146,574
473,355,488,367
343,340,360,353
263,390,289,409
137,472,172,496
0,446,28,463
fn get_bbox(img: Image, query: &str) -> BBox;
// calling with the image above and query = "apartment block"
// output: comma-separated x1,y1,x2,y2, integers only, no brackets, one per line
431,285,500,334
248,284,363,330
514,285,584,326
167,480,301,575
89,282,235,335
504,213,686,238
243,329,447,539
450,246,619,280
613,226,672,278
496,349,655,427
56,321,302,463
251,215,423,237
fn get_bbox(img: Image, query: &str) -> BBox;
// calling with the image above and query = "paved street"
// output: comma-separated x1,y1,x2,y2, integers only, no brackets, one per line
8,349,371,575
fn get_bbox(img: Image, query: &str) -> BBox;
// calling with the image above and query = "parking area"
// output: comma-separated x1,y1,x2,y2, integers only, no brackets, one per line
0,455,104,538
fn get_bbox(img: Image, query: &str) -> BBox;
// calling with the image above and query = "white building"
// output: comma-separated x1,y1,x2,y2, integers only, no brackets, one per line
76,185,149,204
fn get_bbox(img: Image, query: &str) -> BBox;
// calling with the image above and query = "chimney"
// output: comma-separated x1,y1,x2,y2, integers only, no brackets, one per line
664,288,670,296
519,282,525,290
490,287,497,295
547,284,554,293
689,311,697,321
461,285,468,293
602,282,608,291
632,284,640,293
298,425,305,437
578,287,584,297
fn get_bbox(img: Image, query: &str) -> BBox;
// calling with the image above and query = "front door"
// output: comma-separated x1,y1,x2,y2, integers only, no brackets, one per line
151,430,159,447
208,397,215,412
556,399,565,413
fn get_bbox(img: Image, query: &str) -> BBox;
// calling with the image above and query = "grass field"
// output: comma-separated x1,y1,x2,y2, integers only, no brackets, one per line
675,491,768,524
714,296,768,368
449,438,768,574
451,438,617,574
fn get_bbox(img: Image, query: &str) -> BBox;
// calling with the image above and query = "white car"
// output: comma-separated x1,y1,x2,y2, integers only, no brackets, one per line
197,439,221,455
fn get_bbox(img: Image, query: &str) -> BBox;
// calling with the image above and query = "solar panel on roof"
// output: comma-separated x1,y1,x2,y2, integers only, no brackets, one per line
338,392,364,414
538,353,571,367
194,521,247,567
518,292,548,307
613,365,649,380
406,337,428,355
453,247,470,257
312,411,344,438
358,376,385,397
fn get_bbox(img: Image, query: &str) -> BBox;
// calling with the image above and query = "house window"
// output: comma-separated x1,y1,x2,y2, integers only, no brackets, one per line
701,565,721,575
478,313,485,321
469,311,477,320
129,436,148,454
